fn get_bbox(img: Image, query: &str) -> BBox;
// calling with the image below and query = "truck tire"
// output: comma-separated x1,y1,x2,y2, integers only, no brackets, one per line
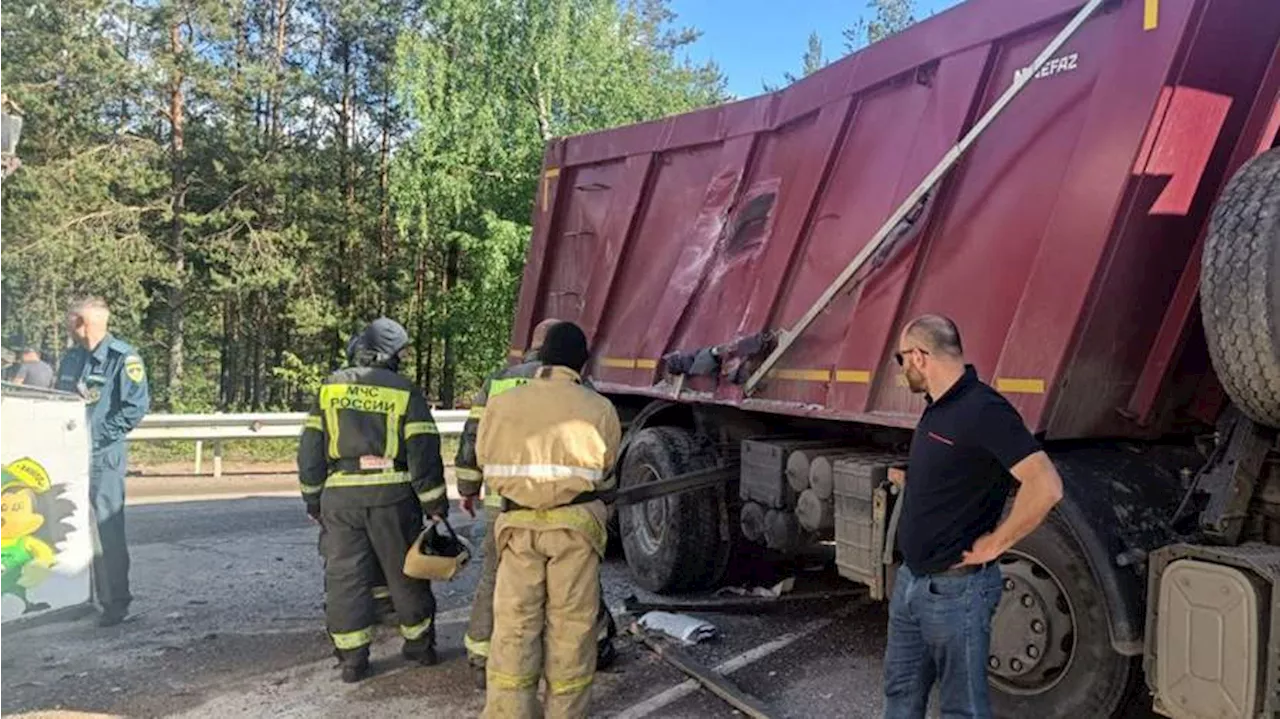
1201,147,1280,427
988,512,1141,719
618,426,727,593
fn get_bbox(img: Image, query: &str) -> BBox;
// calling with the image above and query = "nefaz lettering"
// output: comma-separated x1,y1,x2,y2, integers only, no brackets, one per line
1014,52,1079,83
326,385,399,413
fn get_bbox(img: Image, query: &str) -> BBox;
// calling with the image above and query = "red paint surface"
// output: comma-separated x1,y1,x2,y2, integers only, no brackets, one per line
511,0,1280,440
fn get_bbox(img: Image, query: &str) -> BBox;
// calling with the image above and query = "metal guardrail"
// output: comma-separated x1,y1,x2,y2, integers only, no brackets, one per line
128,410,468,478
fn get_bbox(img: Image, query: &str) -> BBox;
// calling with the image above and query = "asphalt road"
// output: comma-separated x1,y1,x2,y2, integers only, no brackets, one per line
1,491,1161,718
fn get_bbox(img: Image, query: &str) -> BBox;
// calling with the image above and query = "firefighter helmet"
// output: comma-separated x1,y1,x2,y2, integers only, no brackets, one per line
403,519,471,581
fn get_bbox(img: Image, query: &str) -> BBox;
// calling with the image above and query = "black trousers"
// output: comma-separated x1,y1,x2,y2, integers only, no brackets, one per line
321,501,436,653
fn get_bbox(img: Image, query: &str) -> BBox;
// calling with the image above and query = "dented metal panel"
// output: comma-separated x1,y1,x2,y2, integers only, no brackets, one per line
511,0,1280,441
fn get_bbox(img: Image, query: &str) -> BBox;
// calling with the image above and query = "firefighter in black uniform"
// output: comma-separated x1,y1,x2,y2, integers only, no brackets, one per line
298,317,448,683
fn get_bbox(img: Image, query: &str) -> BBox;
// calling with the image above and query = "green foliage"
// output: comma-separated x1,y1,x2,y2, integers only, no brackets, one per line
844,0,917,52
779,31,826,86
391,0,725,405
2,0,724,411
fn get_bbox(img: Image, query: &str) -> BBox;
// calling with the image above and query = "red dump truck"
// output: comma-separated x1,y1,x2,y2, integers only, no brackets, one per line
507,0,1280,716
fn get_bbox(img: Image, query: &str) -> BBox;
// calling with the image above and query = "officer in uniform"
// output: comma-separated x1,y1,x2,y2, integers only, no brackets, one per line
479,322,622,719
457,319,617,688
298,318,447,683
55,297,150,627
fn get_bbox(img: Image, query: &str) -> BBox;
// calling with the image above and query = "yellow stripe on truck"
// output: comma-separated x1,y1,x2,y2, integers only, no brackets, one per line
770,368,831,382
995,377,1046,395
835,370,872,384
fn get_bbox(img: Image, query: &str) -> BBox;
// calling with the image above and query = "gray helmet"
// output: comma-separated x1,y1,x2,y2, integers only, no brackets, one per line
360,317,410,367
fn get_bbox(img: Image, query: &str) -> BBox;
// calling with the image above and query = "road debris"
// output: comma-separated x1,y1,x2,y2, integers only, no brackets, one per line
627,621,775,719
636,611,718,645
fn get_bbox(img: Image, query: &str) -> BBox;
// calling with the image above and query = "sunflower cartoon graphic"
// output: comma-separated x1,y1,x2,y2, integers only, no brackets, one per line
2,458,75,613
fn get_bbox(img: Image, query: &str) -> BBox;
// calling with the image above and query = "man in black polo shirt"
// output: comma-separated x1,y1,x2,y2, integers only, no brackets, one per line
883,315,1064,719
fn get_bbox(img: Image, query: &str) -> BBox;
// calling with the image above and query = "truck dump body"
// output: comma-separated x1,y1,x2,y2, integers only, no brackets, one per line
511,0,1280,440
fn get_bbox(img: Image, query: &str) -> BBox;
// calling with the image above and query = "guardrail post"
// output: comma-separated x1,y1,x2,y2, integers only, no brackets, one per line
213,440,223,480
195,440,204,475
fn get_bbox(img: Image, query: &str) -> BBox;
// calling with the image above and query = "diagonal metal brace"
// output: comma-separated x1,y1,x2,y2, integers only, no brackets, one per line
744,0,1108,395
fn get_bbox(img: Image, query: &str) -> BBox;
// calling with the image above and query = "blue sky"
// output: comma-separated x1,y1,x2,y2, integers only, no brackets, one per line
668,0,967,98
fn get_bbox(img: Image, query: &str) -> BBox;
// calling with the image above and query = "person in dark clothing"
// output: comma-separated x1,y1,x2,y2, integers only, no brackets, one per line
298,317,448,683
10,348,55,388
883,314,1064,719
314,333,395,628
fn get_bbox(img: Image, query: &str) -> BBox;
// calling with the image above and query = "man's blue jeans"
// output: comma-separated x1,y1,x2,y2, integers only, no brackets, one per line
883,562,1003,718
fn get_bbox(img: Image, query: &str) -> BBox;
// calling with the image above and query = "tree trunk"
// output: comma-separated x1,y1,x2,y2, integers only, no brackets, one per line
336,34,354,340
252,293,264,409
242,294,256,405
531,61,553,142
269,0,289,143
413,246,429,391
378,83,393,314
167,18,187,409
219,296,231,408
270,309,286,407
117,0,140,127
440,240,459,407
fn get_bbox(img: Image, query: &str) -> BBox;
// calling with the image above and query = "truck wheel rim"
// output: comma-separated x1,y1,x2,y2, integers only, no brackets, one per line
987,550,1077,695
633,463,669,554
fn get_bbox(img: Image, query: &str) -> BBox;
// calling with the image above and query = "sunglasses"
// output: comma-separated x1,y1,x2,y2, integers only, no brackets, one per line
894,347,929,366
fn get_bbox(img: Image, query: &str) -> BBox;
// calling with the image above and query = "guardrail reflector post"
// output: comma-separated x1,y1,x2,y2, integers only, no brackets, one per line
195,440,204,475
214,441,223,480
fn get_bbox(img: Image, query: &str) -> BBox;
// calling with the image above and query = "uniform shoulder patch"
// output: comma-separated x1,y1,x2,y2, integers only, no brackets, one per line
125,355,146,383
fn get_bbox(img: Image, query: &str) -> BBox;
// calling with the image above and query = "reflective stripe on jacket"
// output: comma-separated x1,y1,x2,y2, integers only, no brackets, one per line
454,359,541,499
455,358,597,504
476,365,620,515
297,366,447,514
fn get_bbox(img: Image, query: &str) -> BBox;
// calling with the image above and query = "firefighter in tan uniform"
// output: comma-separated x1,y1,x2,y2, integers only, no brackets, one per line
298,318,448,683
478,322,621,719
457,318,617,687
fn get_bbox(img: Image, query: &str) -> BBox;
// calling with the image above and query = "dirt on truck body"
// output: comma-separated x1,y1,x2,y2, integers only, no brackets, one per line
508,0,1280,717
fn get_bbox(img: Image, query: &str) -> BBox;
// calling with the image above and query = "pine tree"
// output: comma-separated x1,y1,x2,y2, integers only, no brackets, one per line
844,0,917,52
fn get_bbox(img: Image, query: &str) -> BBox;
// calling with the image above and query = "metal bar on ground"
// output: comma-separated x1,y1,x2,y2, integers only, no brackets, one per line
743,0,1108,394
627,623,776,719
606,464,739,506
623,587,865,614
